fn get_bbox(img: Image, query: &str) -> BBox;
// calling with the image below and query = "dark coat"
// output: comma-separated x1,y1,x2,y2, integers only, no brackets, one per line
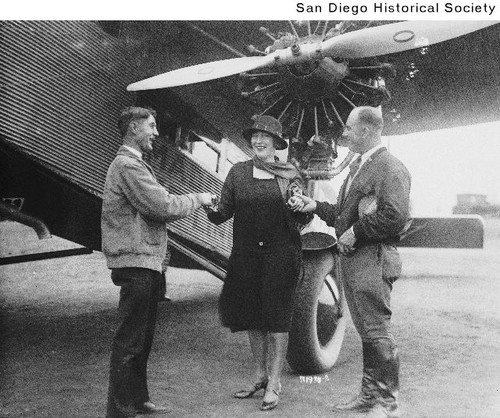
315,147,411,245
314,146,412,343
208,160,307,250
207,159,307,332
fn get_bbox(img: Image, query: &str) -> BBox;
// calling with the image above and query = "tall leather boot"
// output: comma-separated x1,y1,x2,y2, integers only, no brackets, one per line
366,339,401,418
333,341,379,412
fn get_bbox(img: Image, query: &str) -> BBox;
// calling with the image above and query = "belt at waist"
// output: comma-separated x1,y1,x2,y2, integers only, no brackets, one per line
235,239,292,249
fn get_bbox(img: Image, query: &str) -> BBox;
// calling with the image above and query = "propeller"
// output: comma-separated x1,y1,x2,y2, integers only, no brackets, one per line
127,20,498,91
319,20,498,59
127,55,276,91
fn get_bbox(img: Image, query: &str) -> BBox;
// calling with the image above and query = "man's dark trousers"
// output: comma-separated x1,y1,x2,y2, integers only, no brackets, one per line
106,268,161,418
340,243,401,406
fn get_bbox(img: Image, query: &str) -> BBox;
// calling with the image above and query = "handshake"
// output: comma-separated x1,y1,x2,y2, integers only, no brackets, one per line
201,193,219,214
199,192,317,213
287,194,317,213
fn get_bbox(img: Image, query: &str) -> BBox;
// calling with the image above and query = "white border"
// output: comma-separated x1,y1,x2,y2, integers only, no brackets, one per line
3,0,500,20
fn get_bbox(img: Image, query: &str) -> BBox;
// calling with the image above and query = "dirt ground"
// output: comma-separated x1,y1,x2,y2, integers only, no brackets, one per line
1,219,500,418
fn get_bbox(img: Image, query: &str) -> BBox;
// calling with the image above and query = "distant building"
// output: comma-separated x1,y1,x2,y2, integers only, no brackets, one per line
453,194,500,216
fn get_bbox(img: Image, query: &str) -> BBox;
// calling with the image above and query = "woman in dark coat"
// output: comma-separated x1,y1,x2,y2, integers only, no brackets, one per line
207,115,309,411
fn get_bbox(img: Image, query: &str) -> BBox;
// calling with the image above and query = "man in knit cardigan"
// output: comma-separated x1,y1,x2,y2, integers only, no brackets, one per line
102,107,213,417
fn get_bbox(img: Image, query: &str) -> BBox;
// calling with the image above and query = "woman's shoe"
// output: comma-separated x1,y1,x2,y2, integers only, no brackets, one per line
234,378,268,399
260,382,281,411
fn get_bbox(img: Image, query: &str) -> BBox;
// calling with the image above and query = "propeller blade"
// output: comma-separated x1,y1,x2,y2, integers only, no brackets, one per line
127,54,276,91
321,21,498,59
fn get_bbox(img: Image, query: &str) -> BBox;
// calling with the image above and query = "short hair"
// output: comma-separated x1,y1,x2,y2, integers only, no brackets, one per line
356,106,384,131
117,107,157,138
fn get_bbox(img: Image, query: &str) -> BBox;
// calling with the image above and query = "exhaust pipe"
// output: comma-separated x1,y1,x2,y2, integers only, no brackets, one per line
299,151,356,179
0,201,51,239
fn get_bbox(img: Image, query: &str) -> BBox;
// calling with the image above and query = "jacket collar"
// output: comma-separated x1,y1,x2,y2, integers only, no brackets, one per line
341,146,387,204
116,145,156,177
358,146,386,172
117,145,142,160
122,145,142,159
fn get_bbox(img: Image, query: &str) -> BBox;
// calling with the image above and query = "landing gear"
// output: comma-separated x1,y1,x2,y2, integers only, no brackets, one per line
287,232,346,374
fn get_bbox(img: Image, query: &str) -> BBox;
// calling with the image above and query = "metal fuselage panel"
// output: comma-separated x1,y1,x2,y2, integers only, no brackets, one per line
0,21,233,263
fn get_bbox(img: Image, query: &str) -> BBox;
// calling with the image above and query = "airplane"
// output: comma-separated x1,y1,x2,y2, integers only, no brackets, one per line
1,20,498,374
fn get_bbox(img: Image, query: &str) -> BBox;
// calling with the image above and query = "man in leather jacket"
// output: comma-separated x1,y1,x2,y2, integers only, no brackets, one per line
290,106,411,418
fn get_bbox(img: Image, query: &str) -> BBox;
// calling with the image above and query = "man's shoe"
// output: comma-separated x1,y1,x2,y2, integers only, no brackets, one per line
365,402,401,418
333,393,377,412
136,401,170,415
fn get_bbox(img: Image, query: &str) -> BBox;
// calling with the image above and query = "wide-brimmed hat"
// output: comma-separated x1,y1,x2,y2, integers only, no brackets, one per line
242,115,288,150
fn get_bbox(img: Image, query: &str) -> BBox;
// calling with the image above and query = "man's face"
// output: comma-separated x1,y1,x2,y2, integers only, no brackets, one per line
340,111,365,153
133,115,158,153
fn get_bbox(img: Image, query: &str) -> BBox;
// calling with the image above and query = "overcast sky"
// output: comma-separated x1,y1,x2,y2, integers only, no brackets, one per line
384,120,500,215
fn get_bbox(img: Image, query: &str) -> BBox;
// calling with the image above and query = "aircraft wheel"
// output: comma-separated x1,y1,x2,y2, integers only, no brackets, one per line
287,248,346,374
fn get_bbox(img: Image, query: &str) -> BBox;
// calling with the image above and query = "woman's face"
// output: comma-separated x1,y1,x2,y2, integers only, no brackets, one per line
251,131,276,162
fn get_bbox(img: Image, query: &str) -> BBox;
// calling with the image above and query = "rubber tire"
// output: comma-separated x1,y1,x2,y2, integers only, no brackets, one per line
287,248,346,374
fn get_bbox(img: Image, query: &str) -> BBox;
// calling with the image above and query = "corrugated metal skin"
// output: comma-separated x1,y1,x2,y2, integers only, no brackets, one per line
0,21,134,195
0,21,233,257
146,140,233,258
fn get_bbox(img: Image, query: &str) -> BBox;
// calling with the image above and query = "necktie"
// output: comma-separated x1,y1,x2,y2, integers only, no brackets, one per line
349,156,362,179
341,156,362,201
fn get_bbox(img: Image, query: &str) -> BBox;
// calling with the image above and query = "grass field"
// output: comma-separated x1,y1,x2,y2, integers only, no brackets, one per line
1,218,499,417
